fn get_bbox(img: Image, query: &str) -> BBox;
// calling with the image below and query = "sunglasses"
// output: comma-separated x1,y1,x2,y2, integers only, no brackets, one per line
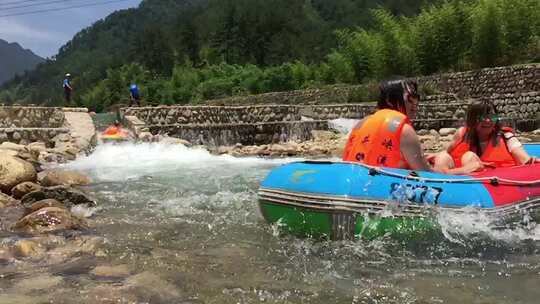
479,114,499,122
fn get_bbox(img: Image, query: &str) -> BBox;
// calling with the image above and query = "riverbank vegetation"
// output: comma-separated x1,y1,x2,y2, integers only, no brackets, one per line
0,0,538,111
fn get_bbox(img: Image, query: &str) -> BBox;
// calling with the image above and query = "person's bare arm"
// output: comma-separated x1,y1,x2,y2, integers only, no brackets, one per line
445,128,463,152
510,145,533,165
400,124,432,171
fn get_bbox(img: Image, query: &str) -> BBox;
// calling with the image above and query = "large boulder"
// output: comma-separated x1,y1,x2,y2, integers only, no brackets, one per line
0,153,37,193
13,207,88,234
21,185,96,209
0,142,26,152
0,192,18,208
11,182,42,199
39,170,92,187
24,199,66,216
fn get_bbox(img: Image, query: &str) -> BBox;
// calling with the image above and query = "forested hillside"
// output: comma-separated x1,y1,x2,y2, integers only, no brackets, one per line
0,39,44,85
1,0,538,111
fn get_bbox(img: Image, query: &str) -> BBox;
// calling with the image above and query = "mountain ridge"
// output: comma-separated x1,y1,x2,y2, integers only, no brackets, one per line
0,38,45,85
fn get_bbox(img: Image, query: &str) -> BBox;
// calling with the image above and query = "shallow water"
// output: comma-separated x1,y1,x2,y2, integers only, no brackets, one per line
2,142,540,303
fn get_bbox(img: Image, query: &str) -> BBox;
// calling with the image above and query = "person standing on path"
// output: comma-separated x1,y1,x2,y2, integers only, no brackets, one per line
129,83,141,107
63,73,73,103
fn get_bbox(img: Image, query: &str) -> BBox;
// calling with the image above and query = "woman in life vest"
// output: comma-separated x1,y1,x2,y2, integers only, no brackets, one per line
433,100,535,174
343,79,442,171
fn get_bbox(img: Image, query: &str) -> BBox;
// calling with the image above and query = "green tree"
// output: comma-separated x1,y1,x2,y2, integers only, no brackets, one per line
472,0,503,67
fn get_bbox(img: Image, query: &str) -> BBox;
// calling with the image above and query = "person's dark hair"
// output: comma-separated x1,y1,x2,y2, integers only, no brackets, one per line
464,99,501,153
378,80,419,113
114,120,120,127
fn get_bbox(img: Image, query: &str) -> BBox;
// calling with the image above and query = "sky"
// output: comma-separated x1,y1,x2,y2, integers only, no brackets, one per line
0,0,143,58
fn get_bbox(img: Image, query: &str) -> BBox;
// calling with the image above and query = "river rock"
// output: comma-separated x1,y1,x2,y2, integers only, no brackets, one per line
217,146,233,154
160,136,191,146
311,130,339,141
417,129,430,136
39,169,92,187
51,256,97,276
24,199,66,216
0,142,26,151
51,145,78,161
54,133,72,143
21,185,96,208
0,192,18,207
0,149,18,157
13,207,88,234
0,204,25,231
124,271,181,300
138,132,153,142
26,142,47,153
439,128,457,136
13,240,43,257
11,182,42,199
91,265,131,278
0,154,37,193
11,274,62,292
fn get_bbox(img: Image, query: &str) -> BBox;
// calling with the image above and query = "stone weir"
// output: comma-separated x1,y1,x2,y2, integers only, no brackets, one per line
122,64,540,146
0,106,96,152
121,96,471,146
122,92,540,147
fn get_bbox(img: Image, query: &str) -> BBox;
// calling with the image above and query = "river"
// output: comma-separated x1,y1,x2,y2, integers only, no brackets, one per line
2,140,540,303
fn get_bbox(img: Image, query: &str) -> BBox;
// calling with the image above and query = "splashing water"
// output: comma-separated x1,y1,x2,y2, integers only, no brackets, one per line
4,142,540,303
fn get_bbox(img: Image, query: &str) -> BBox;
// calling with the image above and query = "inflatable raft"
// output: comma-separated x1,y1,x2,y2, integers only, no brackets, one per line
99,128,130,143
99,133,129,143
258,144,540,240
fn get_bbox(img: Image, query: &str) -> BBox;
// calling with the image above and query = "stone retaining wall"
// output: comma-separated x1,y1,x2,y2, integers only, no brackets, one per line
123,89,539,146
0,128,70,146
0,107,94,149
147,121,329,146
122,92,538,127
419,64,540,97
0,106,65,128
206,85,363,106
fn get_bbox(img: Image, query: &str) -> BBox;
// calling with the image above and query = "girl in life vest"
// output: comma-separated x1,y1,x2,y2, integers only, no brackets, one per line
433,100,535,174
343,80,435,171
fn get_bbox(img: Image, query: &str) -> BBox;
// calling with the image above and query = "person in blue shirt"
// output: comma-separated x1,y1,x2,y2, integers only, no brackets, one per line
63,73,73,103
129,83,141,107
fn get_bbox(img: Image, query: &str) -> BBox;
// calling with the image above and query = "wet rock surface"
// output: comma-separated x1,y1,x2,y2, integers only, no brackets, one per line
11,182,42,199
13,206,89,234
21,185,96,209
0,153,37,193
39,169,92,187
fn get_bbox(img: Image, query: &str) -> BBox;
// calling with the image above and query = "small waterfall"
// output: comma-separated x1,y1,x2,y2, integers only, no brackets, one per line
328,118,359,135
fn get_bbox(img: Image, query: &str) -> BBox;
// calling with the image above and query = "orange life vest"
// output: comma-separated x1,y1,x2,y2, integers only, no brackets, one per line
449,127,516,168
342,109,410,168
103,126,120,136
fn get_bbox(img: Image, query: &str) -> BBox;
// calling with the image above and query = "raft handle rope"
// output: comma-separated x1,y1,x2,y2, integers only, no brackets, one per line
303,160,540,186
368,168,379,176
361,163,540,186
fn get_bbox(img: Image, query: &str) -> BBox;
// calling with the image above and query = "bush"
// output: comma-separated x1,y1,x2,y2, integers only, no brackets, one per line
197,78,234,100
